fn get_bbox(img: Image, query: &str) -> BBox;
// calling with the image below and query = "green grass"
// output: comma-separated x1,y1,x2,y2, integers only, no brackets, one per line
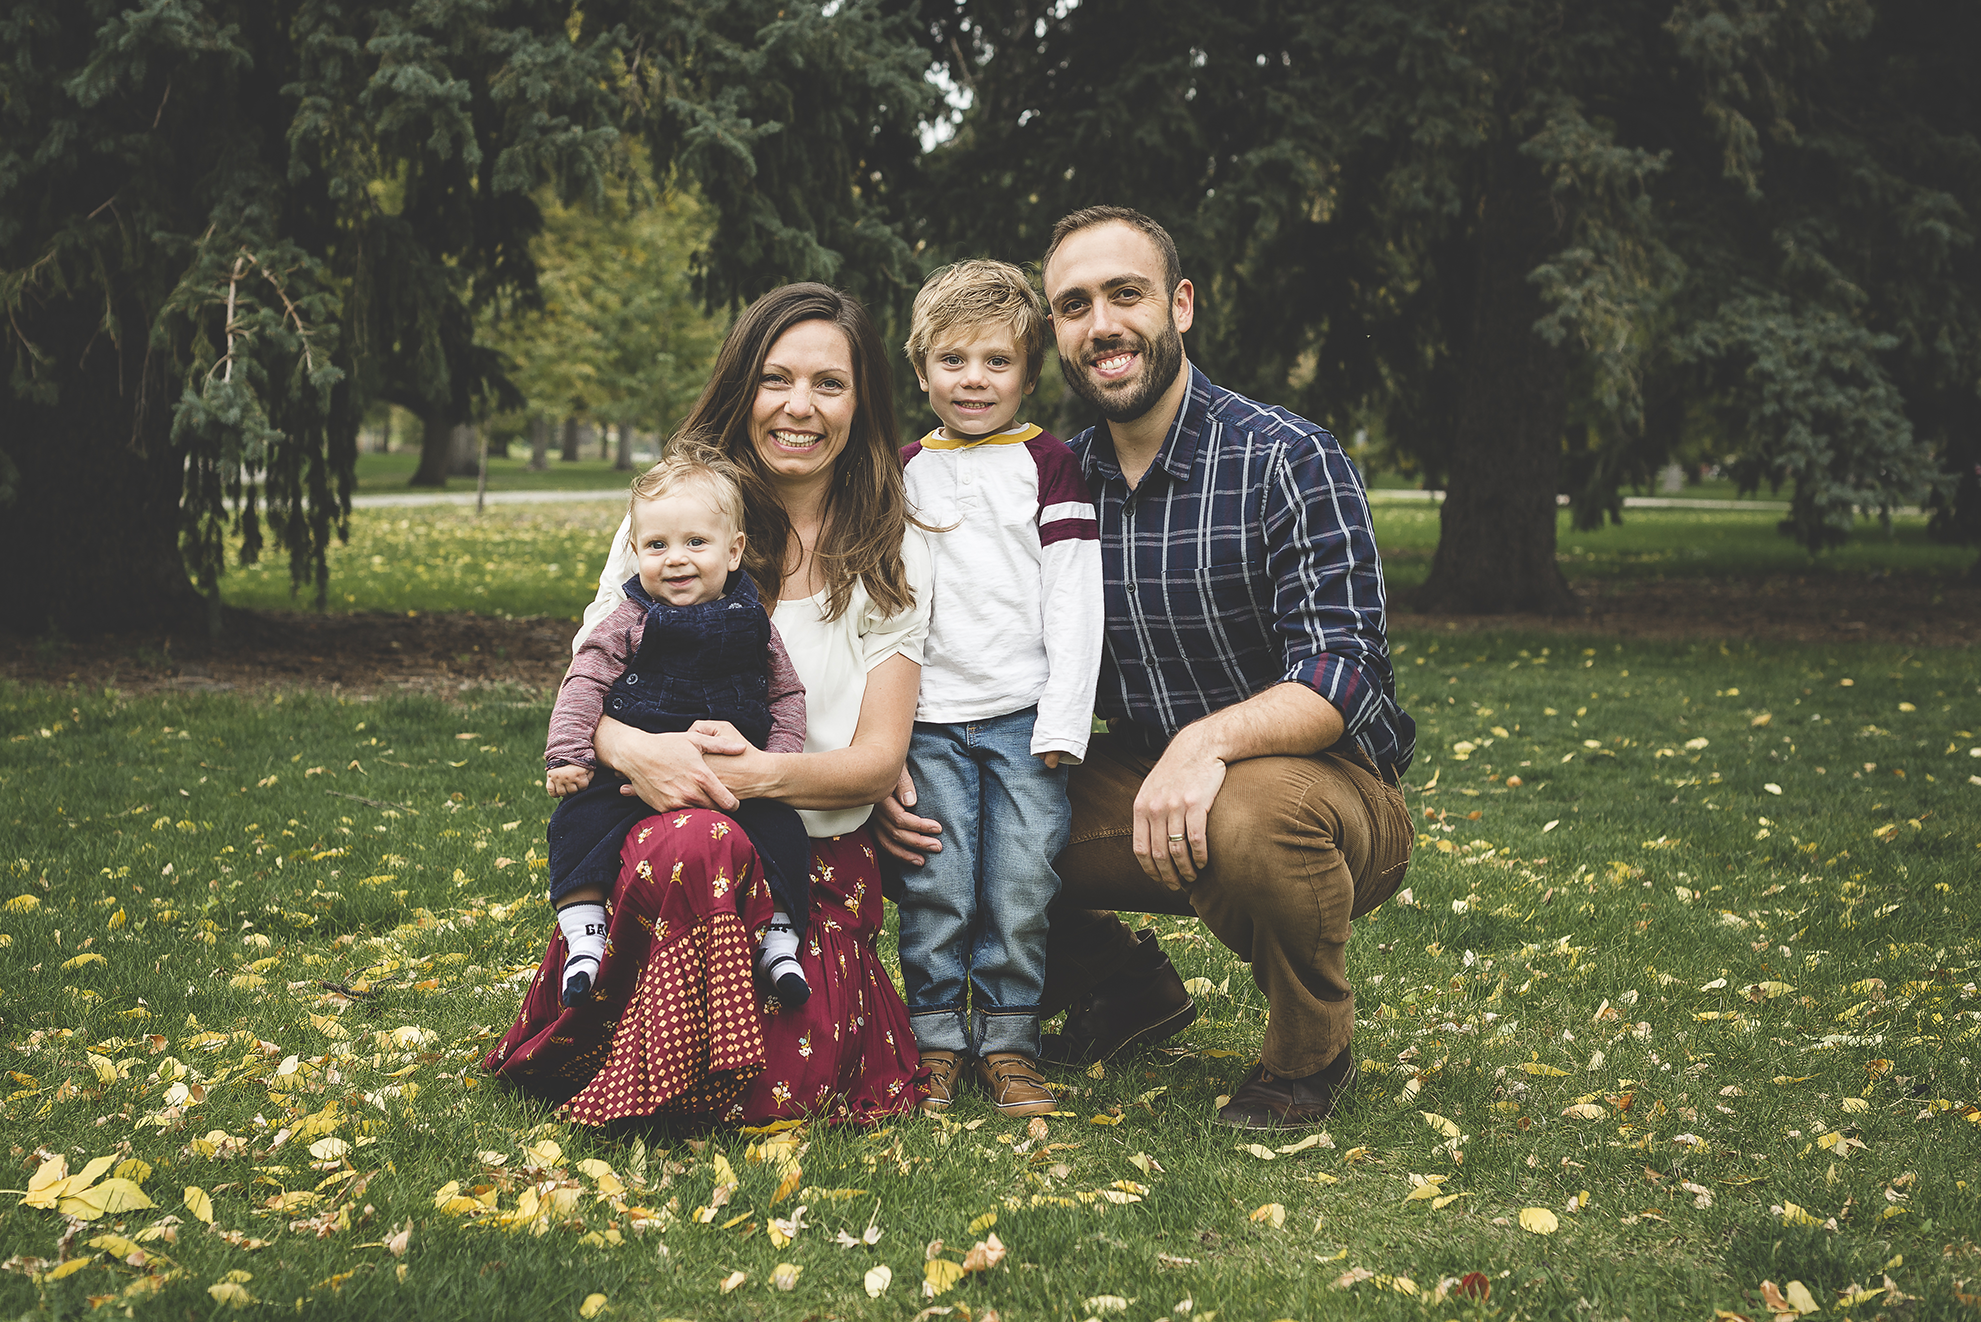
221,506,612,619
3,636,1978,1320
1372,507,1971,592
219,503,1972,623
352,451,645,494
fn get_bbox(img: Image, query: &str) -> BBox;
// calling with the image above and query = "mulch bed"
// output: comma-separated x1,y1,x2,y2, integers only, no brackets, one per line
4,573,1976,701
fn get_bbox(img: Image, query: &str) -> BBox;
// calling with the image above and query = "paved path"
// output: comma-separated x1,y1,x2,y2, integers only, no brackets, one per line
350,486,1797,512
1367,489,1792,511
350,486,1931,517
350,488,626,509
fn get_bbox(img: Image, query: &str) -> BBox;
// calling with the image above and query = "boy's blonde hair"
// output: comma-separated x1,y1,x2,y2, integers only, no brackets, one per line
626,452,747,544
904,259,1047,387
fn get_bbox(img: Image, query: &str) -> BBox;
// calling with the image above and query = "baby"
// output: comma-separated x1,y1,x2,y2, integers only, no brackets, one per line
542,453,812,1009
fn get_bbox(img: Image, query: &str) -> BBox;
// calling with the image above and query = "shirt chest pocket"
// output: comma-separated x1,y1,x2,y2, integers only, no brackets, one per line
1184,529,1264,623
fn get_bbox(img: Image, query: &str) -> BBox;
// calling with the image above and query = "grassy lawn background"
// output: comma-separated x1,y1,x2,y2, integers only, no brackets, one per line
4,629,1977,1320
219,502,1975,621
351,453,642,495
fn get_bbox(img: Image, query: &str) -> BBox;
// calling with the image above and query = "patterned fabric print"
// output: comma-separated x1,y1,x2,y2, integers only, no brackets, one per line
564,905,765,1125
734,831,925,1125
485,818,924,1127
484,810,774,1117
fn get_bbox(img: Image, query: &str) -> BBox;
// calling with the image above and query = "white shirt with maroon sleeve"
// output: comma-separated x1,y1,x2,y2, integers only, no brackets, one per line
900,422,1103,763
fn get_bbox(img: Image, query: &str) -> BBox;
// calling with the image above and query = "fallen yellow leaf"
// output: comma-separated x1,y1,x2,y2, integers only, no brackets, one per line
864,1265,892,1297
1249,1202,1287,1228
1420,1112,1461,1139
924,1258,966,1297
208,1281,256,1309
579,1293,609,1318
1519,1207,1560,1235
184,1186,215,1225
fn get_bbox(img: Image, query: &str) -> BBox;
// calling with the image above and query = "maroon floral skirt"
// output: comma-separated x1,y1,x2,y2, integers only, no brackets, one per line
484,810,922,1126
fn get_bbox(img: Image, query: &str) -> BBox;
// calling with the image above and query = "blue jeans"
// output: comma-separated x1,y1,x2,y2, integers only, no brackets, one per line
898,707,1069,1057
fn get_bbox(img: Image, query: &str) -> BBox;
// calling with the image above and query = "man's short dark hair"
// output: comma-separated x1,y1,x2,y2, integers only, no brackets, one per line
1043,206,1183,298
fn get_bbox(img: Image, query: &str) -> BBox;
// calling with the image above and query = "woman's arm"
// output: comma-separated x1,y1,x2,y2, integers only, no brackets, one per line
592,716,751,812
701,653,920,809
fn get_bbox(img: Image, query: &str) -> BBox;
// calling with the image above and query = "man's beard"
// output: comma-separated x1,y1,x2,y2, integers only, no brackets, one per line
1066,314,1185,424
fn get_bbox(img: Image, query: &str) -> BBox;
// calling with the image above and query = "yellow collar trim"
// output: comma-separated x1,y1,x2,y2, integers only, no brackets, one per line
916,422,1042,451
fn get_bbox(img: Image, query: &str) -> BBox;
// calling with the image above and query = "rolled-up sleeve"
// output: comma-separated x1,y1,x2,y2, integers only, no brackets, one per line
859,525,934,669
1263,435,1393,743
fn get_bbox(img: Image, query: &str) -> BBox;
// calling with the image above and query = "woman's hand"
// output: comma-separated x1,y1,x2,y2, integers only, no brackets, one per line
594,716,749,812
699,741,784,802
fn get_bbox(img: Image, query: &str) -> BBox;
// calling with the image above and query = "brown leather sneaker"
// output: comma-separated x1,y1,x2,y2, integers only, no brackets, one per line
1214,1049,1358,1130
919,1049,965,1115
1041,928,1197,1065
977,1052,1057,1117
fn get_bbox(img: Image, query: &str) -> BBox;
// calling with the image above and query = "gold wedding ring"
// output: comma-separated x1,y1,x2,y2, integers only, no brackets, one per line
1168,833,1185,841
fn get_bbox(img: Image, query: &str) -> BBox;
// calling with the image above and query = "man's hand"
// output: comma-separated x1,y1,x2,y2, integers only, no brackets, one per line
1131,735,1227,889
872,766,943,867
545,764,592,797
595,717,747,812
1036,751,1061,770
1127,683,1346,888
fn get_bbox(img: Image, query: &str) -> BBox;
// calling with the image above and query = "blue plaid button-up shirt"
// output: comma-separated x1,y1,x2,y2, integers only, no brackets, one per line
1067,366,1415,778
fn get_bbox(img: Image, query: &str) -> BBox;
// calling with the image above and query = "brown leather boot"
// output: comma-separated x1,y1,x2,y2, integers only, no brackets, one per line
919,1050,965,1115
1041,927,1196,1065
1214,1048,1358,1130
977,1053,1057,1117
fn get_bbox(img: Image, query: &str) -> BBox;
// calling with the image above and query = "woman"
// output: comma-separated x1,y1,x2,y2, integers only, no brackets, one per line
485,284,931,1126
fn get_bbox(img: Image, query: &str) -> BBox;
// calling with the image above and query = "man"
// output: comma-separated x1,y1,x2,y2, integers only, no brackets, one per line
879,206,1415,1128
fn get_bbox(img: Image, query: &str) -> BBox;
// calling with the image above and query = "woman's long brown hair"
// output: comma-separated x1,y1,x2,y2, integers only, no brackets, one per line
667,283,919,623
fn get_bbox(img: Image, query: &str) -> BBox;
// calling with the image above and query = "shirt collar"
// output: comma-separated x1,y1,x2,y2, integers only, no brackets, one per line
1085,364,1213,485
916,421,1042,451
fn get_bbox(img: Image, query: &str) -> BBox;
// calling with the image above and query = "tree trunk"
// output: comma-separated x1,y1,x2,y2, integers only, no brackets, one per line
598,423,610,462
560,415,580,462
614,424,633,470
410,406,454,487
0,296,208,633
527,416,551,471
449,423,480,477
1418,146,1579,615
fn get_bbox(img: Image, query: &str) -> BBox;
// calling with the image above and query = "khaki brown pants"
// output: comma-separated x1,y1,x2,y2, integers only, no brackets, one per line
1044,734,1412,1077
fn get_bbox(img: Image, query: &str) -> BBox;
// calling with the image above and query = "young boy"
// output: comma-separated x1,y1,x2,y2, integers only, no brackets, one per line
898,260,1104,1117
542,454,812,1010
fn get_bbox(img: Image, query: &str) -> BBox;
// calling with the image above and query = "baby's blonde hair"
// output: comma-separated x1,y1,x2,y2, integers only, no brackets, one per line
904,259,1047,387
626,452,747,545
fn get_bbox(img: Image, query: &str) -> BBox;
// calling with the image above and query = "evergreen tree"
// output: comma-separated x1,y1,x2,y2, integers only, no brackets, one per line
0,0,934,632
915,0,1978,606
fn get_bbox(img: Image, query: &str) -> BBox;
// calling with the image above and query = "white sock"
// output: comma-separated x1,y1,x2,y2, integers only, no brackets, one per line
758,911,809,1006
555,901,608,1007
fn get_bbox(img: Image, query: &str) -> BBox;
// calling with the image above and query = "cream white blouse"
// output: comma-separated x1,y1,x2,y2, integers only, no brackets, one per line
576,514,932,836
